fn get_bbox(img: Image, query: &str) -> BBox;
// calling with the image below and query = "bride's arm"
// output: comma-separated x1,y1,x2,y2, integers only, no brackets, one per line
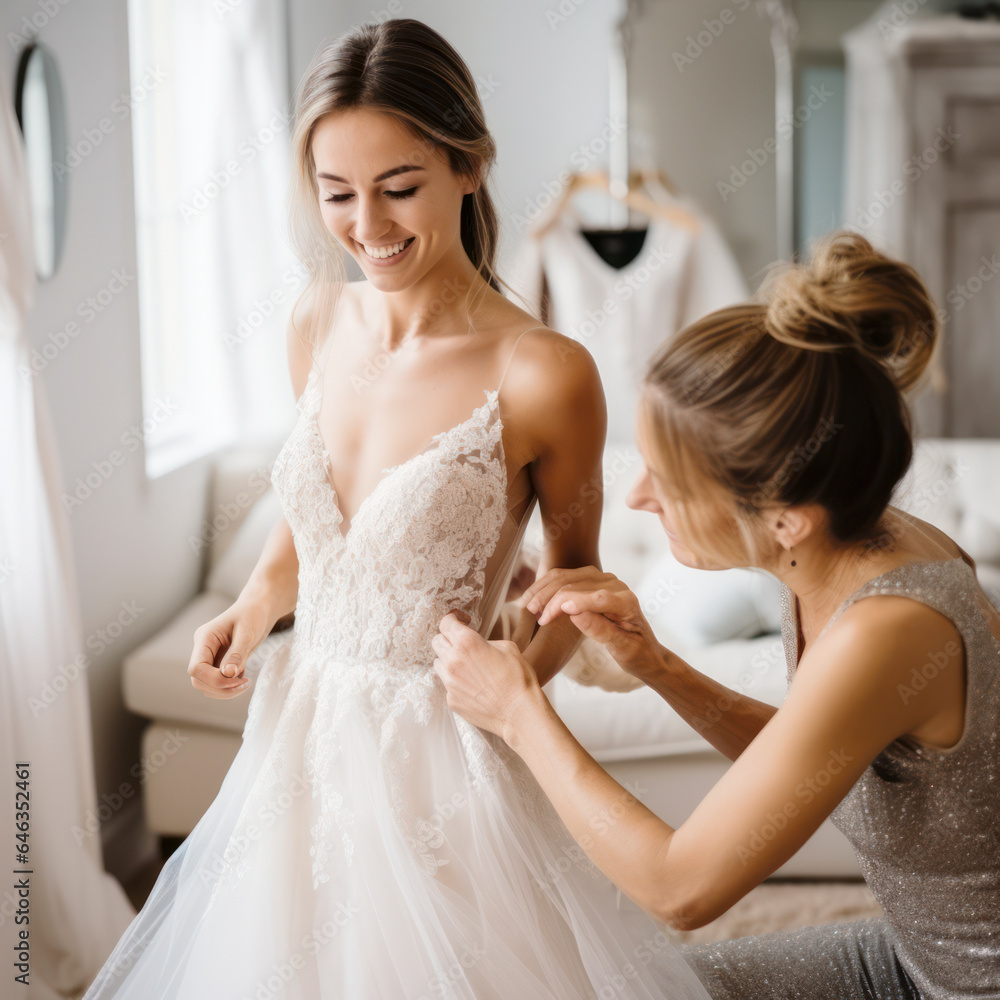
502,331,607,688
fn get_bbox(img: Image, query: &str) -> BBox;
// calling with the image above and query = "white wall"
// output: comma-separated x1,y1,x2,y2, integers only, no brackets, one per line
288,1,779,282
2,0,215,874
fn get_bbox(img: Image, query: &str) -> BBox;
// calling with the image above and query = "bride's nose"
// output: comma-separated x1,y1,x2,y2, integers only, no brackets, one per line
352,193,392,244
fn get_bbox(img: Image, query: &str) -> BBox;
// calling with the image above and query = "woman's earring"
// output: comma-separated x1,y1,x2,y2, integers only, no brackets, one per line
790,548,797,568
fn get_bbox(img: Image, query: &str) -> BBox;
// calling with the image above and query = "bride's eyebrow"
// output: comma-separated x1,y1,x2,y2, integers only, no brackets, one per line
317,165,427,183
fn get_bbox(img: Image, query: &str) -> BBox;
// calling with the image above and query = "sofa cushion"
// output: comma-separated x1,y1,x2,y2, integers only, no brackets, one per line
636,556,782,648
895,439,1000,567
547,634,788,762
205,435,284,574
140,721,243,835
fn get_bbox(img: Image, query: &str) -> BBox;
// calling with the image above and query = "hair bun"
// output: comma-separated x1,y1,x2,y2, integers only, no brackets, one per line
761,230,938,392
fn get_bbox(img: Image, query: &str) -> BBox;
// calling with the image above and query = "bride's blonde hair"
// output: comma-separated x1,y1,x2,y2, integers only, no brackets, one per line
639,230,939,565
286,18,524,357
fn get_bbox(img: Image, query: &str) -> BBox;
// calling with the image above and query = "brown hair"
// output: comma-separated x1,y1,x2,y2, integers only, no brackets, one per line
286,18,522,352
640,230,938,562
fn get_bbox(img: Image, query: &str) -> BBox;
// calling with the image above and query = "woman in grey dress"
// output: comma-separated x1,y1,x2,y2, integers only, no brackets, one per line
431,229,1000,1000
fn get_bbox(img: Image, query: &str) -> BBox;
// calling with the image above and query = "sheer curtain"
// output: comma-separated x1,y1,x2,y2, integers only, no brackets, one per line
128,0,299,478
0,75,136,999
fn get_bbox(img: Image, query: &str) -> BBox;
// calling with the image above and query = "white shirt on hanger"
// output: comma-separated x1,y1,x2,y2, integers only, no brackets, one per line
506,201,747,445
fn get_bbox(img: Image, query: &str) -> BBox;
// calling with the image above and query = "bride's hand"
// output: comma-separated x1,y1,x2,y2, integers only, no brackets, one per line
431,611,543,744
518,567,661,678
187,597,273,699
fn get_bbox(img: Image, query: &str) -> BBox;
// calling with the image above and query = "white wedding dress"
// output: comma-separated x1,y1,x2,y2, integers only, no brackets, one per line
83,333,712,999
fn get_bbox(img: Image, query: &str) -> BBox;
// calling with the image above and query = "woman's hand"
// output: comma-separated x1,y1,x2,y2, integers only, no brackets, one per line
431,610,545,745
187,597,275,699
518,567,662,679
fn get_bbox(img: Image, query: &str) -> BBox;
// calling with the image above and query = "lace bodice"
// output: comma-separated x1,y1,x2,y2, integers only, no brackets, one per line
273,361,511,665
228,341,552,891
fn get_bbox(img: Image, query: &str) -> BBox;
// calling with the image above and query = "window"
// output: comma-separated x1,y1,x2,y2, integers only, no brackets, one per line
127,0,299,478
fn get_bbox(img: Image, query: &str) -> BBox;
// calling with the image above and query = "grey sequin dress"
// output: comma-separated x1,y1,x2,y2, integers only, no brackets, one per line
680,556,1000,1000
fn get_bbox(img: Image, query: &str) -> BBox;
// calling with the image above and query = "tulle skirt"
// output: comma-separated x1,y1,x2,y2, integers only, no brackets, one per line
83,631,711,999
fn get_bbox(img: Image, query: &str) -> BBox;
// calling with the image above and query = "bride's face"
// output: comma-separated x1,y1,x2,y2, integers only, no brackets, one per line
311,108,476,289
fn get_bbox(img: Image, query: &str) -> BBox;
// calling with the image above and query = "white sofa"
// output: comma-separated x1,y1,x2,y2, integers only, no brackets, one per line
121,437,1000,877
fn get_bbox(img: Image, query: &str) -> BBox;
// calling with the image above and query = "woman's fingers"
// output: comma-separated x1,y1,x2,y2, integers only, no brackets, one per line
189,660,251,693
433,614,537,738
537,585,612,625
519,566,608,616
220,621,256,678
187,624,222,677
188,619,254,696
189,673,251,699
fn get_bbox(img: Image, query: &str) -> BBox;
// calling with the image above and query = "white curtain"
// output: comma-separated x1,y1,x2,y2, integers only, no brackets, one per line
129,0,299,476
0,74,136,999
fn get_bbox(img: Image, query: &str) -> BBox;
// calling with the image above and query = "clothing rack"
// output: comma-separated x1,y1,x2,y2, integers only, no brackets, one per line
607,0,636,229
760,0,798,259
613,0,797,257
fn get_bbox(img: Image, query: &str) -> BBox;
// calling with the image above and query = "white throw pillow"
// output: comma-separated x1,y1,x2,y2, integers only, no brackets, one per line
636,549,782,649
205,488,284,601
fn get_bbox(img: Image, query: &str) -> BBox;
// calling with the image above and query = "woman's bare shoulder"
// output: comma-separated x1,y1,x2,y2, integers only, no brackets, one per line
886,506,970,565
495,306,605,458
497,306,601,399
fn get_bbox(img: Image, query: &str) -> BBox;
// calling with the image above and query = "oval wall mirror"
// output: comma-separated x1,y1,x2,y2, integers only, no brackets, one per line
14,42,68,282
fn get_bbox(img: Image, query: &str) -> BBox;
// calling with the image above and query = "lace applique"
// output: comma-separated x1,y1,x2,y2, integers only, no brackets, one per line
214,369,526,890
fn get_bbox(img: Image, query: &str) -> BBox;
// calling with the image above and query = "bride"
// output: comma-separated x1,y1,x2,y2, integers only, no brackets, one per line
82,17,713,1000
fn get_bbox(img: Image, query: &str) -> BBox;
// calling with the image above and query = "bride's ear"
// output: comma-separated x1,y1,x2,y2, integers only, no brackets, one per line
458,165,483,198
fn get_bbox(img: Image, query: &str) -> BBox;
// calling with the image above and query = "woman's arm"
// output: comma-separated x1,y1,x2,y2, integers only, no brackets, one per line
237,514,299,629
498,331,608,688
237,297,318,630
434,593,963,929
631,645,777,761
188,310,311,695
520,567,777,760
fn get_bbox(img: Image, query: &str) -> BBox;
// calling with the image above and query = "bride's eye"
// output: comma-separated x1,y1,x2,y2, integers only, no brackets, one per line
324,187,418,204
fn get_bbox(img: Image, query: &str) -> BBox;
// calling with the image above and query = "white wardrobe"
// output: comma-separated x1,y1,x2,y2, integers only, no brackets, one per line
844,14,1000,438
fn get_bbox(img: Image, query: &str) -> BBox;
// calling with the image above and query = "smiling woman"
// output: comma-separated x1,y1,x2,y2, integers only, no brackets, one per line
306,110,480,296
79,16,715,1000
283,22,509,357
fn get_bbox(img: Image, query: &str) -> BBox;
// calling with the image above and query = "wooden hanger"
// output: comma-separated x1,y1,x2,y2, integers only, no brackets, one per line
529,167,699,240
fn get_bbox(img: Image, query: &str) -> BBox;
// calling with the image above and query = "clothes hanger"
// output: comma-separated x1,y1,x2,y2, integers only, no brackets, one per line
529,2,698,258
529,168,699,243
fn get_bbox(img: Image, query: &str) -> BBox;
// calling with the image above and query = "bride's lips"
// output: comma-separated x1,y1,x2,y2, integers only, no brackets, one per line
356,236,415,267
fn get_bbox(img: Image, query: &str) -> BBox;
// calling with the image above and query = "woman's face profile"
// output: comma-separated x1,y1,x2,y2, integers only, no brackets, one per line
310,107,476,290
626,411,737,572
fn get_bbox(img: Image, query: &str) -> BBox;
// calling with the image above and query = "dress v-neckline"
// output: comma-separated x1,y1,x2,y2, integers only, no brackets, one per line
305,364,506,545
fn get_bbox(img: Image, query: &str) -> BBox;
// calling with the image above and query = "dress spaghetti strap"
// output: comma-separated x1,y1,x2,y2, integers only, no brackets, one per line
495,324,548,397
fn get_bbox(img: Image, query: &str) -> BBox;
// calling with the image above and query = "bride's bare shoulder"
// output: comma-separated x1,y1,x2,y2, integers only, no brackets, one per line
498,307,605,454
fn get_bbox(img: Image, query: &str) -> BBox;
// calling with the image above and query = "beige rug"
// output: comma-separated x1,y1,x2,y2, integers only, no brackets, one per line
664,880,883,945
